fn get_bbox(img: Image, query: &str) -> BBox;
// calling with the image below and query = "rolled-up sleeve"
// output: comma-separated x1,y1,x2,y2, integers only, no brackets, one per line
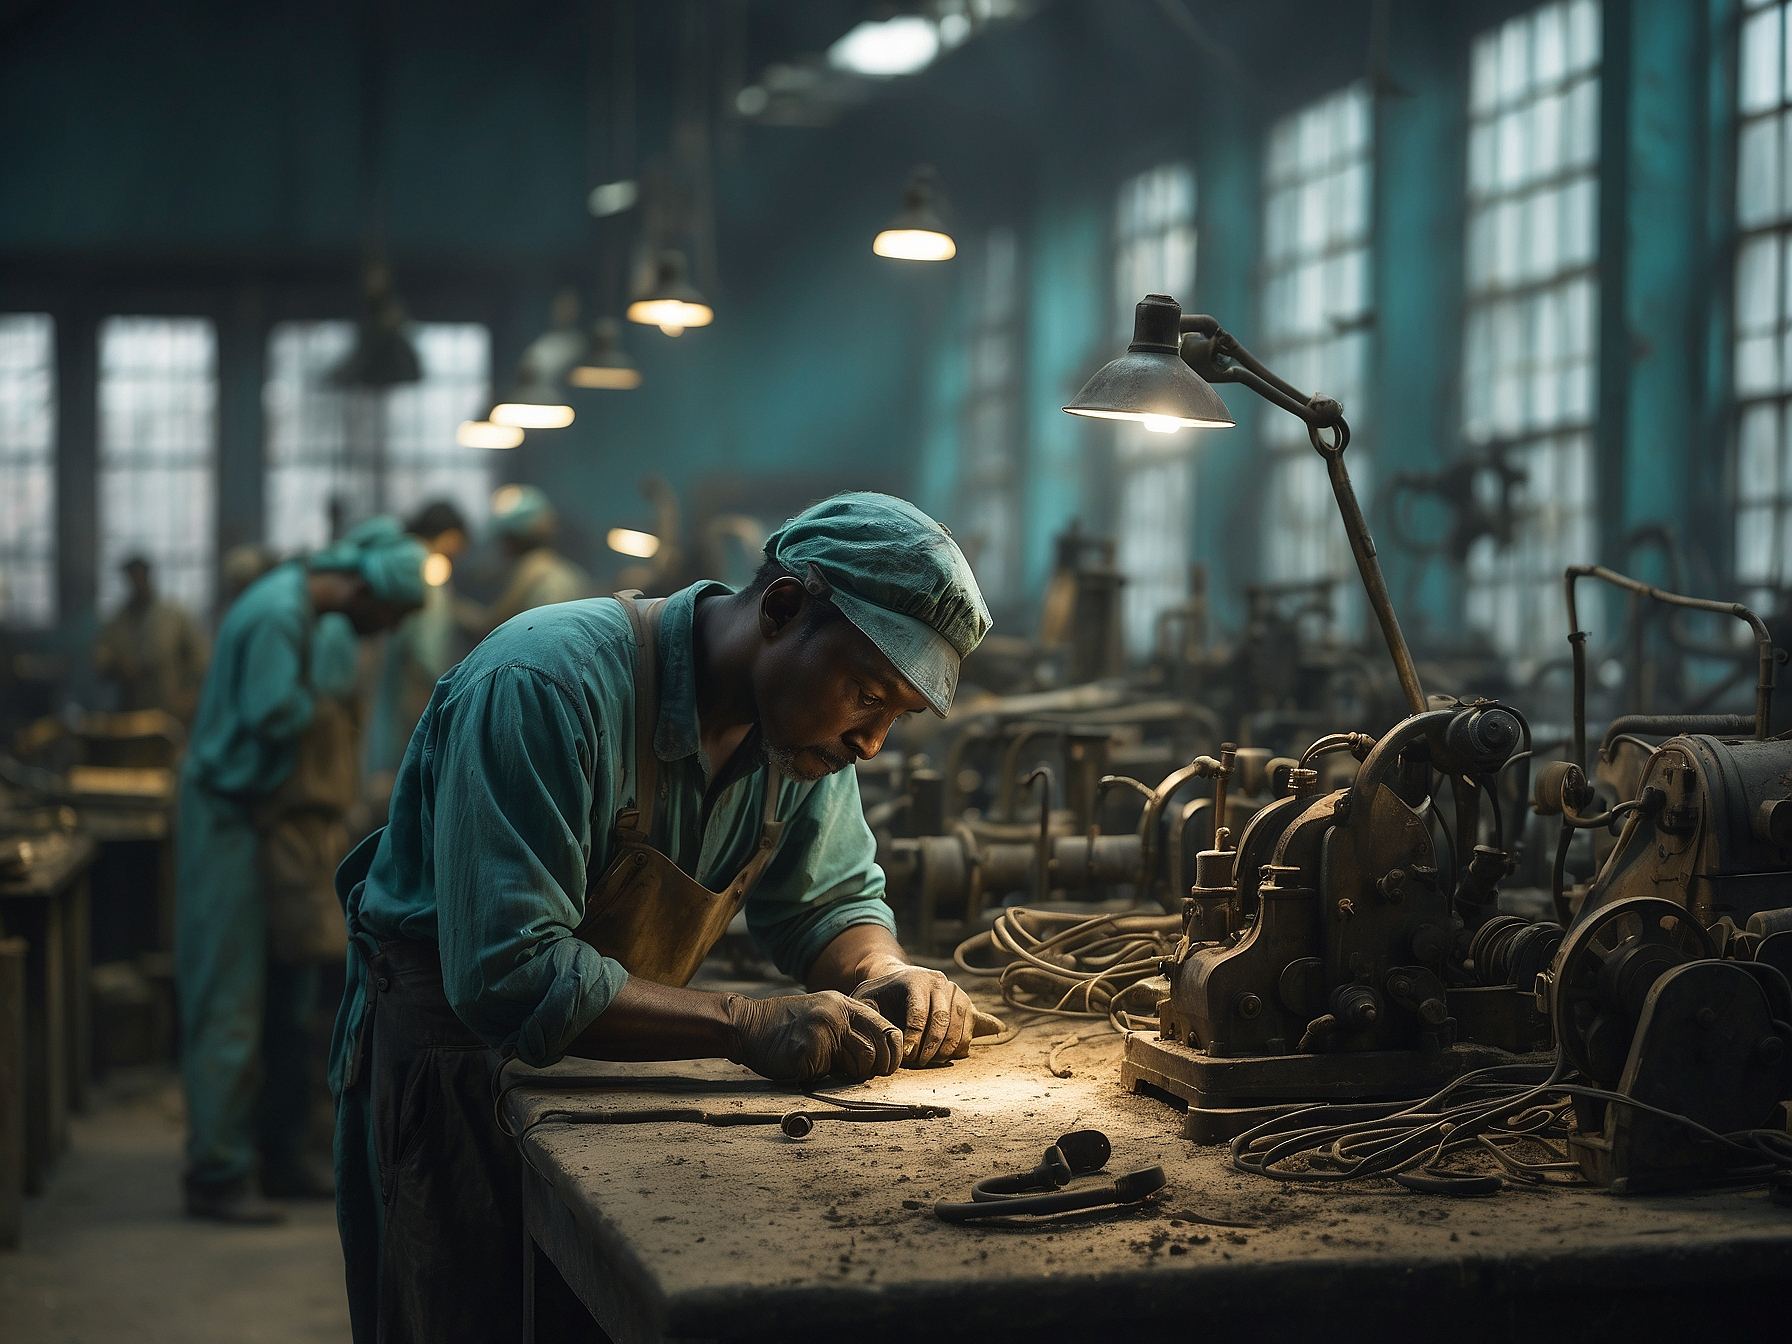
744,766,895,981
432,665,627,1065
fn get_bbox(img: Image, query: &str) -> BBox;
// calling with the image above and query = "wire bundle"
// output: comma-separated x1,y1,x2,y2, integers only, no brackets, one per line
954,907,1180,1033
1231,1048,1792,1195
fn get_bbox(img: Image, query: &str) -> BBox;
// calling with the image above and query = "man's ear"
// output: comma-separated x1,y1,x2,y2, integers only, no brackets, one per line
758,576,806,639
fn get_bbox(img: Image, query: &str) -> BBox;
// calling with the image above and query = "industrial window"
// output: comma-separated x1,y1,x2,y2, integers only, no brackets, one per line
265,321,494,554
1460,0,1601,667
1112,162,1198,657
0,314,56,628
958,227,1023,609
1259,82,1374,639
1734,0,1792,595
97,317,218,617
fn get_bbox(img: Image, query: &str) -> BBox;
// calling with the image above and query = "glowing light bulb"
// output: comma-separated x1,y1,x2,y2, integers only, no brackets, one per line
1142,415,1183,434
660,323,684,338
607,527,661,559
626,297,713,335
457,420,525,450
422,553,453,587
491,403,575,430
873,228,956,261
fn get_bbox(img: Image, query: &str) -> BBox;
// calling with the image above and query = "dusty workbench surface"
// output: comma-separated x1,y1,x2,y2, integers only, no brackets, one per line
504,981,1791,1342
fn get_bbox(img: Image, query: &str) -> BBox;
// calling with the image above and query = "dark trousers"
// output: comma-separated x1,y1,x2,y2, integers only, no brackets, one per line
334,940,523,1344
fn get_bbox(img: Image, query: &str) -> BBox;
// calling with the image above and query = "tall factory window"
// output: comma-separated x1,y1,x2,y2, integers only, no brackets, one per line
0,314,56,628
265,321,493,554
1460,0,1601,666
1735,0,1792,595
97,317,218,616
959,227,1023,609
1259,82,1374,639
1113,162,1198,657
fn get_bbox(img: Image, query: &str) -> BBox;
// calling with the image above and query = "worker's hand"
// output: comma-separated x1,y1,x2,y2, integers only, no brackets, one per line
852,962,975,1067
722,991,904,1083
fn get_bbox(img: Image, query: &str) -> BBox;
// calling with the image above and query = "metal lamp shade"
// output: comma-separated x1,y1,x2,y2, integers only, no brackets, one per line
1063,294,1234,430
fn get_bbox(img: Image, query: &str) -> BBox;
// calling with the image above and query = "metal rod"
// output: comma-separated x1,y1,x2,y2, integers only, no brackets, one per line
1565,565,1774,741
1322,442,1427,714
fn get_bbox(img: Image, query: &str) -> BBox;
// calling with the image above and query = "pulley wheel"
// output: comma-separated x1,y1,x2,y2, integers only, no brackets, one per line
1549,896,1716,1087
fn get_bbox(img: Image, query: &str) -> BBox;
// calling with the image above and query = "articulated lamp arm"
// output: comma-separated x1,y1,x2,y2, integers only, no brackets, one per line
1176,314,1427,716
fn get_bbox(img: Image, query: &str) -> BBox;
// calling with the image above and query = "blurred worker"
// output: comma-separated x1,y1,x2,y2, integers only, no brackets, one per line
219,543,278,614
479,483,594,631
330,493,992,1341
178,518,426,1224
365,502,471,803
93,556,209,725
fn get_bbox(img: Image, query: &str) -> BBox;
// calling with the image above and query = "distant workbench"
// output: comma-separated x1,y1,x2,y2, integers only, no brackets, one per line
502,979,1791,1343
0,832,96,1205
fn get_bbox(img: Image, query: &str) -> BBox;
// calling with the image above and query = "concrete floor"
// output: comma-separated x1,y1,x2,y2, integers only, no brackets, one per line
0,1069,350,1343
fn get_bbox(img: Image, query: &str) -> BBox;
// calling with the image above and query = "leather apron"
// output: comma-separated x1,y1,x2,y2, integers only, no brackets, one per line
571,592,785,986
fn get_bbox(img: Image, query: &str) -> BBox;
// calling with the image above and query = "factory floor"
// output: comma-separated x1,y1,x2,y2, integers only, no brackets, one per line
0,1067,350,1343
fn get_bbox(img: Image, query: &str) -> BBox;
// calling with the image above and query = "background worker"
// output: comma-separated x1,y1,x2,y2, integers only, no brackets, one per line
94,555,210,726
329,493,991,1342
477,482,595,632
179,517,426,1224
365,501,471,810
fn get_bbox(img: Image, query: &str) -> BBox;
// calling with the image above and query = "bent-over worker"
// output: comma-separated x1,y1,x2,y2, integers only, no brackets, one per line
329,492,991,1342
476,482,595,632
178,519,427,1223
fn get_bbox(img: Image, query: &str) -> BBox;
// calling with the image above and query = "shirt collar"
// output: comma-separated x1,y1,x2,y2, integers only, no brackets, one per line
653,580,735,763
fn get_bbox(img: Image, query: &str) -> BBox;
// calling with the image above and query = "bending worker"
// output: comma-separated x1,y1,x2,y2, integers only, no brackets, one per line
179,519,426,1223
330,493,990,1342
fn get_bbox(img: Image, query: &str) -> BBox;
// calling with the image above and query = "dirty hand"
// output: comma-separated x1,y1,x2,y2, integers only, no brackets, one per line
722,991,904,1083
851,962,974,1066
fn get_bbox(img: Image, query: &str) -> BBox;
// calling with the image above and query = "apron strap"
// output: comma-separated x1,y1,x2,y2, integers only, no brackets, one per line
610,590,665,842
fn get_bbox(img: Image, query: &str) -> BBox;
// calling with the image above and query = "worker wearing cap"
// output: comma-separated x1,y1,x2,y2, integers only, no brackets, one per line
329,492,992,1343
477,482,596,633
178,518,427,1224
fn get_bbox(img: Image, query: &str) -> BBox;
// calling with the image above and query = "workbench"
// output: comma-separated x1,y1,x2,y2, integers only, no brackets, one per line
0,832,96,1199
503,980,1791,1343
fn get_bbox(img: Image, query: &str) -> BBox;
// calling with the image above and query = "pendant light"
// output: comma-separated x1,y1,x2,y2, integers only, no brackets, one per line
568,317,642,389
626,250,713,337
873,166,956,262
490,289,581,429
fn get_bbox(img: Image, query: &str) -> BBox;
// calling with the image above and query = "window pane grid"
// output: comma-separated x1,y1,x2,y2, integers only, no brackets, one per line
1113,163,1198,656
1734,1,1792,594
97,317,218,616
265,322,493,555
0,313,56,628
1462,1,1602,666
1260,84,1374,640
958,228,1023,607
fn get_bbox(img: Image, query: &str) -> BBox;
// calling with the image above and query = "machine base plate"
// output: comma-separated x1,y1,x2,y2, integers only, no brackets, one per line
1123,1033,1553,1142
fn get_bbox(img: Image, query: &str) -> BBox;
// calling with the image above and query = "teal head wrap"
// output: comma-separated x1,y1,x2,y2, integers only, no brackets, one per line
307,516,429,607
491,484,556,541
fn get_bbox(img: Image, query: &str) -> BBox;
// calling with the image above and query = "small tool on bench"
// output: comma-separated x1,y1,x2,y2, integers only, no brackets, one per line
518,1094,949,1142
933,1129,1166,1222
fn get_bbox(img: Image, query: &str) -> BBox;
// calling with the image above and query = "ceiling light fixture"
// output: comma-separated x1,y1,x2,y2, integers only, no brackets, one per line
456,414,525,450
626,250,713,337
567,317,642,389
607,527,661,558
829,15,940,77
873,166,957,261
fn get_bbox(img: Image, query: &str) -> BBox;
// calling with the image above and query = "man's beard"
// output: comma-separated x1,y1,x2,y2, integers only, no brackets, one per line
762,740,854,781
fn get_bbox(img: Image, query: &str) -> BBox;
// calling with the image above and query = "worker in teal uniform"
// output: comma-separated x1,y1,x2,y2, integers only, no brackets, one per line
178,518,427,1224
365,501,471,813
330,493,992,1343
475,482,595,633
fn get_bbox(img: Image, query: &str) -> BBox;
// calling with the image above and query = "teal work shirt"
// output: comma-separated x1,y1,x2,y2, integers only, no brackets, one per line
184,563,317,797
327,581,895,1086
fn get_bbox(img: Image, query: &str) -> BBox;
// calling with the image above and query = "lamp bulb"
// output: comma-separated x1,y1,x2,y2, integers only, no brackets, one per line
659,323,684,338
1142,415,1183,434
